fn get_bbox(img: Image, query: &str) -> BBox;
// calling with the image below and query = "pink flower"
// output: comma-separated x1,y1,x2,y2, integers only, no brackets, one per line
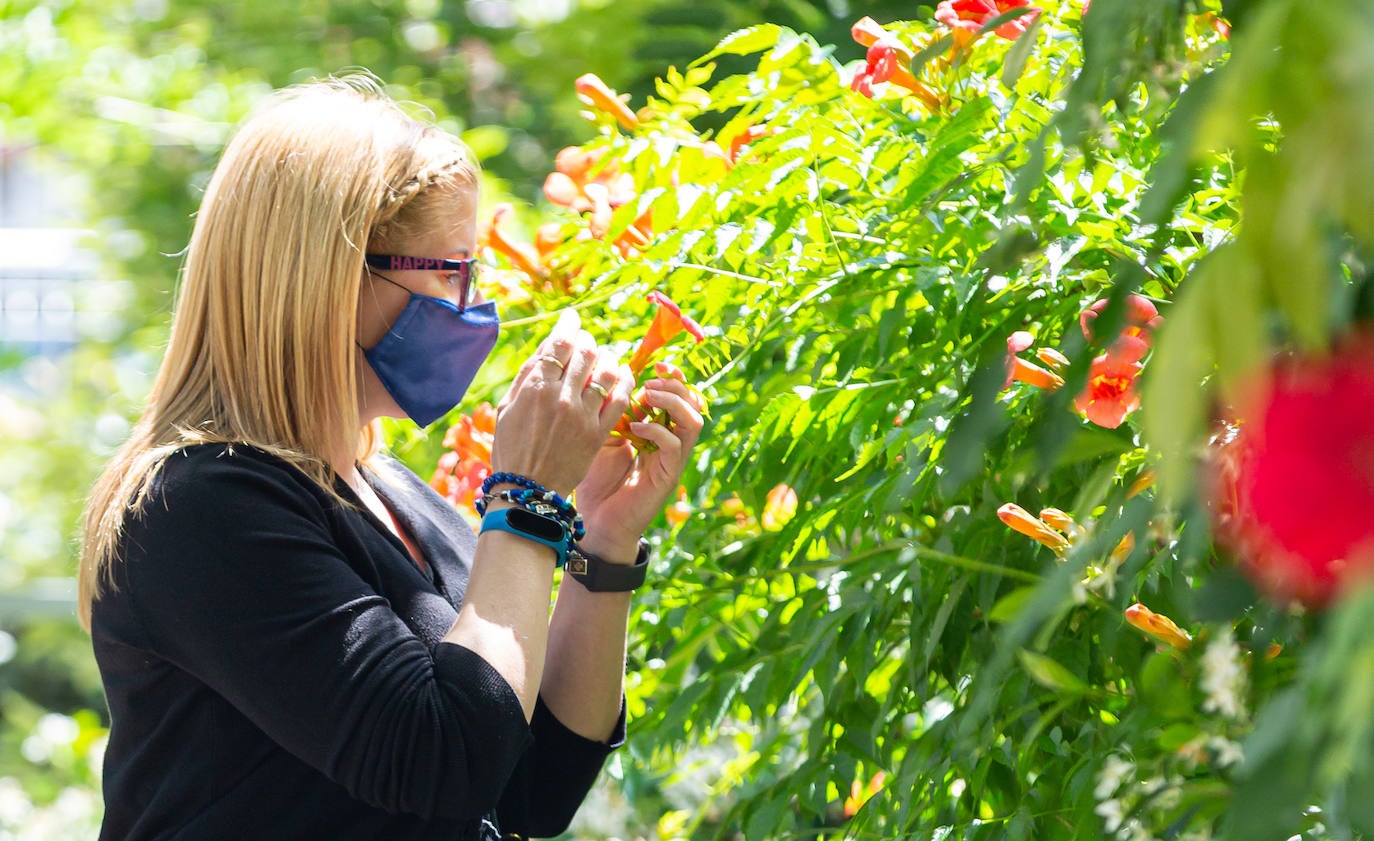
1211,335,1374,607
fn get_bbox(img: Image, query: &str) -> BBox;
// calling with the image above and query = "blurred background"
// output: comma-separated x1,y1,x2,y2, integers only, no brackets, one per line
0,0,923,833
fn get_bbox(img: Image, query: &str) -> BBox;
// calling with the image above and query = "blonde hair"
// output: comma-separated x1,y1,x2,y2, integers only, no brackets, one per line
78,74,478,629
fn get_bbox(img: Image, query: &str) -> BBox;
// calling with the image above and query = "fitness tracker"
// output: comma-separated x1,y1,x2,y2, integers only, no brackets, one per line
565,539,651,593
480,507,570,567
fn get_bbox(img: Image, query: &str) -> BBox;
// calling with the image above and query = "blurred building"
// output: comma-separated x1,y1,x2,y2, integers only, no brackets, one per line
0,144,94,358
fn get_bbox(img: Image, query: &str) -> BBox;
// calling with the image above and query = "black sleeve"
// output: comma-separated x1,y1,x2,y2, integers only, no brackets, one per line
120,453,532,821
365,453,628,836
495,696,626,837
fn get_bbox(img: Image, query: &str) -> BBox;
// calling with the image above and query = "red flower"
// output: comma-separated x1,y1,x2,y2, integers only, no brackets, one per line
1071,295,1161,428
627,291,706,378
1211,336,1374,607
848,18,943,108
935,0,1040,44
1074,346,1143,429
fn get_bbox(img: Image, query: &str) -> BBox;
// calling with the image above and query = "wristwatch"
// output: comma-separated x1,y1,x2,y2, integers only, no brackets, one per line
564,539,651,593
480,507,570,567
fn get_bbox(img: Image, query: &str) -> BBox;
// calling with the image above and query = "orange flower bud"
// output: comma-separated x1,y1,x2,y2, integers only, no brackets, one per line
851,16,889,48
998,503,1070,552
1038,507,1076,532
1010,357,1065,391
1110,531,1136,565
1035,347,1071,372
483,204,545,279
1124,603,1192,650
666,486,691,527
762,484,798,531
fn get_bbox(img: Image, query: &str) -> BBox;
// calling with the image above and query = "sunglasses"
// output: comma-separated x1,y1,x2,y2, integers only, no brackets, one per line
364,254,479,311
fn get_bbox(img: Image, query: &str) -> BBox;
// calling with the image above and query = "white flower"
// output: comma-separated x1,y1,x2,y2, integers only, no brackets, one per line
1095,798,1126,833
1095,755,1135,800
1119,818,1155,841
1208,735,1245,768
1201,629,1248,720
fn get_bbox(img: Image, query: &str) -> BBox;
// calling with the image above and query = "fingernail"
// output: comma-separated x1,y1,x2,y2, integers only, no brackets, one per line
555,309,580,331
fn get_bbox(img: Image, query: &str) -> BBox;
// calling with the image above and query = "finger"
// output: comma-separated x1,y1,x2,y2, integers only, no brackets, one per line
530,309,581,379
582,349,623,408
644,386,704,437
596,365,632,430
628,420,682,466
548,307,581,340
560,329,599,401
645,375,707,413
654,360,687,383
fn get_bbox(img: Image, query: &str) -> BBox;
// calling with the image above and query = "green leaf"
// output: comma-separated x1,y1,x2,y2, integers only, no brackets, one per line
1000,15,1043,90
1016,649,1089,695
988,586,1038,624
910,35,955,78
697,24,786,64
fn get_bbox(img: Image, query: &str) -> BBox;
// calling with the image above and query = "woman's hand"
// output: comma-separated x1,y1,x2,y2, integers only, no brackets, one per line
574,361,706,557
490,310,633,496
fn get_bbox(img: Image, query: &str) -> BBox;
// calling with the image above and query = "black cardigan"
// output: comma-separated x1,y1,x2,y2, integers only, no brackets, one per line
91,444,622,840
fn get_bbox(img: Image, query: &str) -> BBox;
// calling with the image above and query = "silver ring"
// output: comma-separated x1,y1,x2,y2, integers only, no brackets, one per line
586,381,610,399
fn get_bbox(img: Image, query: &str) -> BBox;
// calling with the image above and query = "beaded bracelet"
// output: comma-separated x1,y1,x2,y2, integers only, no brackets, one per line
476,472,585,543
484,489,587,543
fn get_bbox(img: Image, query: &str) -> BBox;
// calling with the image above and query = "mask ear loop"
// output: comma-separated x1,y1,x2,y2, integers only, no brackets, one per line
356,266,412,352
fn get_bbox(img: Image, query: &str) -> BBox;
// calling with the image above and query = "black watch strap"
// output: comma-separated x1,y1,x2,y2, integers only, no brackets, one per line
565,539,650,592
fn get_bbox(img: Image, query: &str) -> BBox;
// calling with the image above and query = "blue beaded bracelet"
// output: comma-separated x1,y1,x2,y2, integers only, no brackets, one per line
476,473,585,543
477,473,571,515
484,489,587,543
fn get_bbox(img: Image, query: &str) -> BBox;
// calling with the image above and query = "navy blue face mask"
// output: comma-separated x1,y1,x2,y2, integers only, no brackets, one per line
362,273,500,428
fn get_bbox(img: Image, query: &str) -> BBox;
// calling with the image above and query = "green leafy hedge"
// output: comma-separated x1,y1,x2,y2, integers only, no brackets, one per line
404,1,1374,838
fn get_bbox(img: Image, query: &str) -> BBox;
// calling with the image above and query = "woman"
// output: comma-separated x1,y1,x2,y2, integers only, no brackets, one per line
79,74,703,840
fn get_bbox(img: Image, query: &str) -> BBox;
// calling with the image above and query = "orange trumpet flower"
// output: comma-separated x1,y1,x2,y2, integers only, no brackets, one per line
481,203,545,280
575,73,639,131
1004,331,1065,391
1075,348,1143,429
627,291,706,378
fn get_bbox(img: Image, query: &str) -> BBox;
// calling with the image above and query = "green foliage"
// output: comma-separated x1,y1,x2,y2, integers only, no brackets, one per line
426,0,1374,837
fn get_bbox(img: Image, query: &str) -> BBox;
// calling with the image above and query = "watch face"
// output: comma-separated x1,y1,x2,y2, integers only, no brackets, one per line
508,507,566,542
